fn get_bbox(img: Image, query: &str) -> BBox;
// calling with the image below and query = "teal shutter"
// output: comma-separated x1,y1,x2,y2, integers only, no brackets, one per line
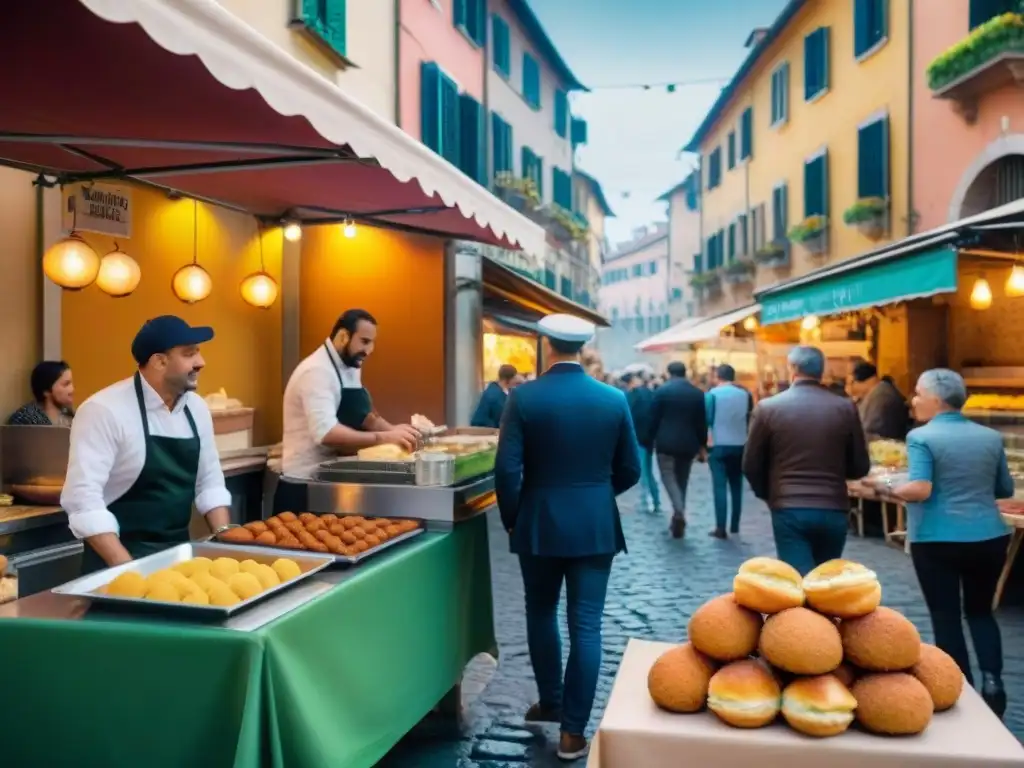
535,155,544,198
857,117,889,198
299,0,346,57
727,132,736,169
459,94,485,184
454,0,467,28
805,29,828,99
821,27,831,91
854,0,869,57
728,223,736,261
771,69,780,123
492,15,510,76
774,184,789,239
439,73,461,167
970,0,1017,29
695,253,703,273
523,54,540,108
740,108,753,159
554,91,568,138
491,113,512,177
571,117,588,146
420,62,441,153
738,213,748,254
467,0,485,45
804,155,828,217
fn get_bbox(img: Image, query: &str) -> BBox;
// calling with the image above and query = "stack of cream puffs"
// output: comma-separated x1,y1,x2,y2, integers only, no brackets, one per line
647,557,966,738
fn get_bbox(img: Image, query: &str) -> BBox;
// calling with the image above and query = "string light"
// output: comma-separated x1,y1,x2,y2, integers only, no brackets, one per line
343,218,357,239
970,277,993,310
283,222,302,242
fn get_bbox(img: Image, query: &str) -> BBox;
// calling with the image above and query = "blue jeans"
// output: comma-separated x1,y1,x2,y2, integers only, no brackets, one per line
710,446,744,532
519,553,615,735
640,446,660,508
771,508,848,575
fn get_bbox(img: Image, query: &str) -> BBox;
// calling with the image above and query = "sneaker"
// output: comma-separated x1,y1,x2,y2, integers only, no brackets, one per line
525,702,562,723
557,732,589,761
669,515,686,538
709,528,727,540
982,673,1007,719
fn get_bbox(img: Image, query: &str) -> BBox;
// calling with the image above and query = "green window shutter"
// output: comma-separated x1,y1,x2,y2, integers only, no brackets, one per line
805,29,829,100
821,27,831,90
728,223,736,261
459,94,485,184
772,64,789,124
857,116,889,198
299,0,346,57
468,0,485,45
523,54,541,109
439,73,461,167
492,15,510,76
536,156,544,198
521,146,533,180
454,0,467,28
571,117,588,146
695,252,703,273
805,154,828,217
491,113,513,178
554,91,568,138
854,0,869,57
727,132,736,169
738,213,748,254
771,70,780,124
740,108,753,159
970,0,1017,29
420,62,441,153
774,184,789,239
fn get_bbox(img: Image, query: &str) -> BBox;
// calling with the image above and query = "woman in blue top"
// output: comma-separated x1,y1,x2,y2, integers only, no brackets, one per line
885,369,1013,718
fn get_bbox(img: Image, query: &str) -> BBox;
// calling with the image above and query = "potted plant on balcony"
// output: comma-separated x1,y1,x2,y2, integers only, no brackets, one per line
753,241,789,268
843,197,888,240
495,172,541,211
689,269,722,294
547,204,590,243
788,215,829,256
722,256,756,284
926,12,1024,93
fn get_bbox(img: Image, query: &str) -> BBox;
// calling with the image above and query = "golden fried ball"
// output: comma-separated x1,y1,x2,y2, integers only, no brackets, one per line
207,581,242,606
759,607,842,675
227,572,263,601
911,643,964,711
688,594,763,661
853,673,933,735
648,642,718,713
272,558,302,582
144,581,181,602
210,557,241,580
239,560,263,576
832,661,858,689
188,557,214,573
254,564,282,590
147,569,192,598
105,571,147,598
255,531,278,546
182,589,211,605
189,571,223,593
840,606,921,671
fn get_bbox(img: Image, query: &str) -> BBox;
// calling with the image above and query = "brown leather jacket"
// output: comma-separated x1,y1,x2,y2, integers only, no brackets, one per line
742,380,871,511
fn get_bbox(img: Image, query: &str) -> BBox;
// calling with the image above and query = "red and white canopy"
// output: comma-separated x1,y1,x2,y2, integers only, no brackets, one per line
0,0,546,253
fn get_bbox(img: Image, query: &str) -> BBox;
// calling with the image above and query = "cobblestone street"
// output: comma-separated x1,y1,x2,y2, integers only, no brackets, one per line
381,464,1024,766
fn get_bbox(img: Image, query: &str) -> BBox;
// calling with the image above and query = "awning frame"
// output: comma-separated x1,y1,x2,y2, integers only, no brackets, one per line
481,255,610,327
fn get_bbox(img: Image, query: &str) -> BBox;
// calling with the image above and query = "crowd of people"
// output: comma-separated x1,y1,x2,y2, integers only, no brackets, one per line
482,322,1016,760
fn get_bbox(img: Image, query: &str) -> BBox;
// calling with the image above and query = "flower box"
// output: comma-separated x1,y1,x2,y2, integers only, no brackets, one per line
788,216,829,256
843,197,888,241
495,172,541,211
689,270,721,292
753,243,789,268
722,257,756,284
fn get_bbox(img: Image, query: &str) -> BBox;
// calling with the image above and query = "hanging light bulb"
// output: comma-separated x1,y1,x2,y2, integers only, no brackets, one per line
970,276,993,310
95,244,141,298
43,233,101,290
283,222,302,242
240,222,279,309
342,218,357,239
742,316,759,332
173,199,213,304
801,314,820,331
1007,264,1024,298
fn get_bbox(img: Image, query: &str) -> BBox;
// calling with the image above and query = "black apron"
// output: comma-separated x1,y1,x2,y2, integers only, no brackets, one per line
273,343,375,514
80,373,201,575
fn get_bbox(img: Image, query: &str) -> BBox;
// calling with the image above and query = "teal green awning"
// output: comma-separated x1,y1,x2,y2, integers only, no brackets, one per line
760,245,959,325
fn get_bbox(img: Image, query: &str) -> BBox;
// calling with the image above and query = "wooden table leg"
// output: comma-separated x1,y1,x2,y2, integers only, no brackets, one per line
994,529,1024,611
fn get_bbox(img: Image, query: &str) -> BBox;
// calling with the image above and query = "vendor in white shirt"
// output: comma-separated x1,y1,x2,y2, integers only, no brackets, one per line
276,308,420,513
62,315,232,574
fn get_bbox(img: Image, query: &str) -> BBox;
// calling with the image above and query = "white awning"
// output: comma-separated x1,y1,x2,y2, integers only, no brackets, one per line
71,0,546,254
635,305,760,351
633,316,705,352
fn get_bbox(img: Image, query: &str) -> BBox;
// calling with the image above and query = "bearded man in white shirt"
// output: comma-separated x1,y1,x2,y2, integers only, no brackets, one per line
62,315,232,573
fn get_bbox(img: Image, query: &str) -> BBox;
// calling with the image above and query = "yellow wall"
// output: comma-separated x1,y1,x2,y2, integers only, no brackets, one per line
699,0,911,317
298,223,447,427
0,168,42,418
61,186,283,444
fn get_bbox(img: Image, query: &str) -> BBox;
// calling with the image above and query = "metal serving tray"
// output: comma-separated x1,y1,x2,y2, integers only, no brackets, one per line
216,526,425,566
51,542,333,620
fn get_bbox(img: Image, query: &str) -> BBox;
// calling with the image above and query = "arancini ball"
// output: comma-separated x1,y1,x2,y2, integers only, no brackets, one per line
207,582,242,606
189,557,214,573
278,512,298,523
350,527,366,540
840,606,921,671
244,521,269,536
189,571,223,593
364,533,382,547
687,594,763,662
266,517,285,530
255,531,278,546
227,572,263,601
832,661,858,689
144,581,181,602
182,589,211,605
759,607,842,675
105,571,147,598
210,557,241,580
341,516,361,529
239,560,262,576
852,673,933,735
648,642,718,713
911,643,964,711
218,526,255,543
254,564,281,590
272,558,302,582
341,531,357,545
353,540,369,552
385,525,401,537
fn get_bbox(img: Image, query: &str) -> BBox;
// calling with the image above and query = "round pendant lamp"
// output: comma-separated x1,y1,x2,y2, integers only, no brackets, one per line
970,276,993,310
173,199,213,304
96,243,142,297
240,222,279,309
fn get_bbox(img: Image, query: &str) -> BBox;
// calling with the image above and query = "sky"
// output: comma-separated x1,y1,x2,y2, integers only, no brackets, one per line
527,0,790,246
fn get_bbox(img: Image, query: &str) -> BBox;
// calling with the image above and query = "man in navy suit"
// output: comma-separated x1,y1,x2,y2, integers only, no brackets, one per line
495,313,641,762
470,363,517,428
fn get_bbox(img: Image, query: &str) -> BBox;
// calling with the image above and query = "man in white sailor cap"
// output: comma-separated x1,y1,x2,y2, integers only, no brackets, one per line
494,312,641,761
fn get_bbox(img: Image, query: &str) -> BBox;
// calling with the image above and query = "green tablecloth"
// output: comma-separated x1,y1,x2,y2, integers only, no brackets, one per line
0,515,495,768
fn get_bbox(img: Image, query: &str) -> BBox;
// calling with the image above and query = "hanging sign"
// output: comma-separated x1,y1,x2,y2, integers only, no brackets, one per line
62,183,132,238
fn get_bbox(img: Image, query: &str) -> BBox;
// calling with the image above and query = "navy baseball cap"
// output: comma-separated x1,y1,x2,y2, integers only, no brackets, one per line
131,315,214,365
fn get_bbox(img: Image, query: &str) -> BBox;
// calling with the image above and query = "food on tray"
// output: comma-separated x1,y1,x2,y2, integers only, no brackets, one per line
225,513,421,557
839,606,921,671
852,673,934,735
780,674,857,737
687,594,763,662
868,439,907,469
911,643,964,711
647,642,717,713
759,607,843,675
964,393,1024,411
733,557,804,614
706,659,781,728
802,559,881,618
24,475,65,487
356,443,413,461
96,556,303,604
219,527,255,543
649,558,960,737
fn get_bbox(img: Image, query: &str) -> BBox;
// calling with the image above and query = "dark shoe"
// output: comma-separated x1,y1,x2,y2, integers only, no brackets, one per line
525,702,562,723
730,523,740,535
669,515,686,539
557,732,589,761
709,528,727,540
982,673,1007,719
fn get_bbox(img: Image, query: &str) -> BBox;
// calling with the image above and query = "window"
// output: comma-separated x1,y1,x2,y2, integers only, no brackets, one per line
727,132,737,170
571,117,588,146
454,0,486,46
523,53,541,109
707,147,722,189
737,213,749,255
772,185,789,241
632,263,643,278
970,0,1017,29
672,287,683,300
694,252,704,273
522,147,543,197
295,0,347,58
751,203,766,250
421,62,460,167
705,230,725,270
727,222,736,261
740,107,753,160
491,15,511,77
857,115,890,199
491,113,513,178
770,62,790,126
804,151,830,218
649,260,659,275
459,94,485,184
554,91,569,138
854,0,888,58
804,27,831,101
553,167,573,209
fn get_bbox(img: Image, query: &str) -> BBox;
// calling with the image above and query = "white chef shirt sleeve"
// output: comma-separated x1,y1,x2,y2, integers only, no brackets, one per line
62,400,122,539
298,365,341,444
190,399,232,514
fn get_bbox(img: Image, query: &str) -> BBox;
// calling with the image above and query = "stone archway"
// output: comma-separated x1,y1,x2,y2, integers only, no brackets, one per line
948,134,1024,222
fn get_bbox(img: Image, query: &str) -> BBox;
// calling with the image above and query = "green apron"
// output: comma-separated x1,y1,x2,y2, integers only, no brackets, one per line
324,341,374,430
80,373,201,575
